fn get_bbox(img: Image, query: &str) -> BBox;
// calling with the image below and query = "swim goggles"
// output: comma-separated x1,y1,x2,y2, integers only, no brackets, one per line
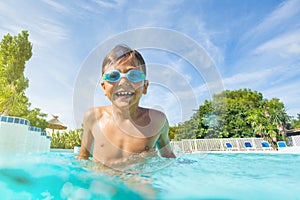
102,69,146,83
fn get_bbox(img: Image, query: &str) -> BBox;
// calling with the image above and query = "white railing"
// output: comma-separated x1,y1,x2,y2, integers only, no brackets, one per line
170,138,266,153
291,135,300,147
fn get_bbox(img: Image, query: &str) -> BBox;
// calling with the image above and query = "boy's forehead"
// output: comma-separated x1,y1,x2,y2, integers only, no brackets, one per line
104,58,142,71
104,63,142,72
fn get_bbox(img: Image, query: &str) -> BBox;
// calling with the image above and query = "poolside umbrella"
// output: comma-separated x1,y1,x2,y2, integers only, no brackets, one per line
47,115,67,134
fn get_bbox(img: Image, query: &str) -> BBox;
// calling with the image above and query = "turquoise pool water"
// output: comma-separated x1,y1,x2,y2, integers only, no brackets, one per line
0,152,299,199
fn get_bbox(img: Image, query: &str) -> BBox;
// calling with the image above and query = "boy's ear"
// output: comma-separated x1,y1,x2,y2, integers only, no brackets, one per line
101,81,105,89
143,80,149,94
101,82,107,96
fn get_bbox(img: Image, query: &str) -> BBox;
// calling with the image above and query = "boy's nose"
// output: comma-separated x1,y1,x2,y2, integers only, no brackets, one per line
118,76,129,85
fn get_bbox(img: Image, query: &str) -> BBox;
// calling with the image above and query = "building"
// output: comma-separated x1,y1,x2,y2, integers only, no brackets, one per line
286,128,300,137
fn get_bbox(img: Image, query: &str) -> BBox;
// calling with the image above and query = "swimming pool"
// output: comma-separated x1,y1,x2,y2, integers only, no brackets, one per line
0,152,299,199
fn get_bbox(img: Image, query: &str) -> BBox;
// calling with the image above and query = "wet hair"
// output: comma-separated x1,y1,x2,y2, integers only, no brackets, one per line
102,45,146,75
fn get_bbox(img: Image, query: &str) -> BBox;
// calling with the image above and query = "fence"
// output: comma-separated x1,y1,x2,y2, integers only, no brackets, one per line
291,135,300,147
170,138,266,153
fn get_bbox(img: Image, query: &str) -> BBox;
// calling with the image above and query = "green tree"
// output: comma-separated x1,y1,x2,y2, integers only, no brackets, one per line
291,114,300,129
0,30,47,129
169,125,178,140
262,98,290,142
51,132,64,149
174,89,291,144
50,129,82,149
0,30,31,115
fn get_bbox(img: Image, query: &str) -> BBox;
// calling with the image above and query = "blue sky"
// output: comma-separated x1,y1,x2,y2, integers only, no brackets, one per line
1,0,300,130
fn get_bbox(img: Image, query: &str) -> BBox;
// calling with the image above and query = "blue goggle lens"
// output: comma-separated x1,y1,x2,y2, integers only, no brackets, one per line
102,70,145,82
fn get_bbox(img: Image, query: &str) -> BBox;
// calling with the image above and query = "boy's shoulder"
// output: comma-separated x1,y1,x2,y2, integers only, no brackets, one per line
84,106,111,120
142,107,168,135
146,108,166,119
141,107,168,125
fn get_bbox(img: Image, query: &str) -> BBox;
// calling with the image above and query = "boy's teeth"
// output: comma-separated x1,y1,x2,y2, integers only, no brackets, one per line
117,91,133,95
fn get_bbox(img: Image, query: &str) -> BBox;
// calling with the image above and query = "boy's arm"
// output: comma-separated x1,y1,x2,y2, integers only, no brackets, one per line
77,111,93,160
156,119,176,158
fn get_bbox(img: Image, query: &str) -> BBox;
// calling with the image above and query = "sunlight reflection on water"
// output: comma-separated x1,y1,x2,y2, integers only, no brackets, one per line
1,152,300,200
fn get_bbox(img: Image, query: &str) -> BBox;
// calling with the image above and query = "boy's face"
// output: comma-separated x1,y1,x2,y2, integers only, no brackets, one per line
101,63,148,109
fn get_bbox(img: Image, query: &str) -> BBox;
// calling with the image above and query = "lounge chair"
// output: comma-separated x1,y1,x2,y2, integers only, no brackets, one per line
261,141,273,151
277,141,287,148
244,141,254,150
225,142,237,151
277,141,300,153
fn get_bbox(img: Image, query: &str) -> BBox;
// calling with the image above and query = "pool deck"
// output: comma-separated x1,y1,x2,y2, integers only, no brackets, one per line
182,147,300,154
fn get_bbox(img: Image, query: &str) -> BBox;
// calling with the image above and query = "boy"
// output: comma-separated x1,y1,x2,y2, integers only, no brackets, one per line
77,45,176,167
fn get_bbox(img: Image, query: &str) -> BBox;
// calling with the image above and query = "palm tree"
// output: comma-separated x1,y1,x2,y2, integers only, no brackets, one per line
264,98,291,141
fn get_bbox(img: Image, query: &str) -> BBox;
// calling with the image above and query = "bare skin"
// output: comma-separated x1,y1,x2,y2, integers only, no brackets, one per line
77,63,175,167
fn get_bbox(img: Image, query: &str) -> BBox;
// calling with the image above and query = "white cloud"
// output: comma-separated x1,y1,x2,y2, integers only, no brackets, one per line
259,0,300,28
243,0,300,40
41,0,69,13
91,0,122,8
253,29,300,57
238,0,300,59
264,80,300,117
224,64,300,88
34,18,69,41
0,1,69,47
224,69,272,88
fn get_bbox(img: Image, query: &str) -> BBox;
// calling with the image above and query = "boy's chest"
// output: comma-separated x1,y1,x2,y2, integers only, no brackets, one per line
92,122,159,157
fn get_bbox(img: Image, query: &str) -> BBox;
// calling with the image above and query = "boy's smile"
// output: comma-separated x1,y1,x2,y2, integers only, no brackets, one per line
115,90,134,97
113,87,135,101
